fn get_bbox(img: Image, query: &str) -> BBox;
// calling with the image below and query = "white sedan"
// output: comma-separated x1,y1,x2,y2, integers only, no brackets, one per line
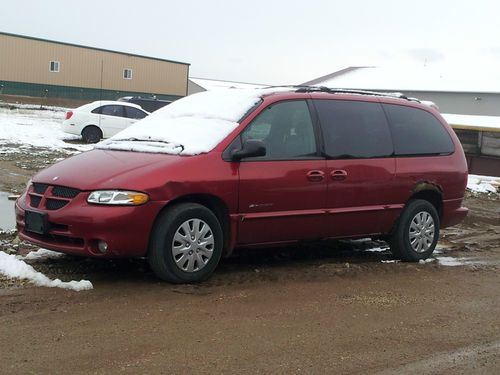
62,101,150,143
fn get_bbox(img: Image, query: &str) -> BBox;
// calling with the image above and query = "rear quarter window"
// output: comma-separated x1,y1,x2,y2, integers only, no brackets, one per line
383,104,454,156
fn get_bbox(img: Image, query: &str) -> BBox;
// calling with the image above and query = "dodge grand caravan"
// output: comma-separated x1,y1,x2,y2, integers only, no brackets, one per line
15,87,469,283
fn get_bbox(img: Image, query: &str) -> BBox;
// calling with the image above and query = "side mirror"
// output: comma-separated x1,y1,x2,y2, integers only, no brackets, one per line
231,140,266,161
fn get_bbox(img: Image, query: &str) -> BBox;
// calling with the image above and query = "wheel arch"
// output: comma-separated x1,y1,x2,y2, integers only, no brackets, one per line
81,124,102,134
154,194,232,255
408,183,443,219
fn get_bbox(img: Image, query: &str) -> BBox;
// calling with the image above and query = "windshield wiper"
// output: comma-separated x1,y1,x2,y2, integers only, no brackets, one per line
116,137,184,151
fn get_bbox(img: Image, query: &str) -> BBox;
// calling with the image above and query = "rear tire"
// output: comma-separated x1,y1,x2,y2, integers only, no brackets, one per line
389,199,439,262
82,126,102,143
148,203,223,283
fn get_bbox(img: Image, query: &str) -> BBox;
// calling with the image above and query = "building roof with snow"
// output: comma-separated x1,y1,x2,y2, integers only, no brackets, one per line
302,66,500,94
188,77,267,95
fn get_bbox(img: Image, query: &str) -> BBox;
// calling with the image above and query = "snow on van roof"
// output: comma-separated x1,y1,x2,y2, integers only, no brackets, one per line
96,88,284,155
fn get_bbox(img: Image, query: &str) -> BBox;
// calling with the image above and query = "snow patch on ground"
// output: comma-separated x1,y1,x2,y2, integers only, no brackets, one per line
0,251,92,291
436,256,494,267
0,106,91,153
436,256,465,266
364,247,389,253
22,248,65,261
467,174,500,194
419,258,435,264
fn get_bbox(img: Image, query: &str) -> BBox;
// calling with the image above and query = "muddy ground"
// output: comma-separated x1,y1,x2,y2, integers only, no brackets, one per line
0,146,499,374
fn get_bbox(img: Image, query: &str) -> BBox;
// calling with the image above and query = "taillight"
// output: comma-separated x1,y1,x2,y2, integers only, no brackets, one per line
66,111,73,120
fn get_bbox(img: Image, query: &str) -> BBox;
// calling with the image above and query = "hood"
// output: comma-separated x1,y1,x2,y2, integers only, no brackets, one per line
33,149,188,191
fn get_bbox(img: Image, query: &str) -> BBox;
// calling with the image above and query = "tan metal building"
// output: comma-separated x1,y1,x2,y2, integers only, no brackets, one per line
0,32,189,103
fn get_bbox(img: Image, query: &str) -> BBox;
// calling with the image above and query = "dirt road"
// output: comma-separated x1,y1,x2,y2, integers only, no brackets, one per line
0,148,499,374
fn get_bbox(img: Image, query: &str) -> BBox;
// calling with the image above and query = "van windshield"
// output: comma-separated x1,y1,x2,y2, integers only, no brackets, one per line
96,89,270,155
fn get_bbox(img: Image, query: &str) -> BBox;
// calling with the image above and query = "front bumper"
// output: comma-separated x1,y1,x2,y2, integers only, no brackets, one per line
15,192,165,257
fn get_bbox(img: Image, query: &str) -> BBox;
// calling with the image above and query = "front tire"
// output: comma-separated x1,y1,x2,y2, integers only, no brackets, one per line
390,199,439,262
148,203,223,283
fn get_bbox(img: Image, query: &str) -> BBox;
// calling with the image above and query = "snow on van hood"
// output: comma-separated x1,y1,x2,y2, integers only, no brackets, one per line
95,88,276,155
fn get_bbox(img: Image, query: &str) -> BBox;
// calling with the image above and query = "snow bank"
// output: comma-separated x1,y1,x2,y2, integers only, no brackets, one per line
467,174,500,194
0,106,91,153
96,88,279,155
0,252,92,291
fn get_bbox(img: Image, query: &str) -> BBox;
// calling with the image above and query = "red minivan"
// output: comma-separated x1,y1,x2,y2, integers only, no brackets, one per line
15,87,468,283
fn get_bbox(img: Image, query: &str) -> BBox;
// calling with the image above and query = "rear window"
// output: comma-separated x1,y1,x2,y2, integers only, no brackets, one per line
383,104,454,156
314,100,393,159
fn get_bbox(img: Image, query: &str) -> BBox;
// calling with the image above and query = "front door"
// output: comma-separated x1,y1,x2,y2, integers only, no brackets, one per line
237,100,327,244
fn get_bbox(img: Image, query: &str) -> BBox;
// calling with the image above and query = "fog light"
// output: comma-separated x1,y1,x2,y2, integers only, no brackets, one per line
97,240,108,253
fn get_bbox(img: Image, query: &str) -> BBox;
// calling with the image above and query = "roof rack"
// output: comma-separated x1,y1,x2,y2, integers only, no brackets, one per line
262,85,421,103
296,86,422,102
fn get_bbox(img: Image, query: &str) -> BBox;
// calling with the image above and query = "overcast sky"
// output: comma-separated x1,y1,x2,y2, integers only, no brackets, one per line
2,0,499,84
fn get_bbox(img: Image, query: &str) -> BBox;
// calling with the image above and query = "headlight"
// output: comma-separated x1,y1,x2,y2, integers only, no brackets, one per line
87,190,149,205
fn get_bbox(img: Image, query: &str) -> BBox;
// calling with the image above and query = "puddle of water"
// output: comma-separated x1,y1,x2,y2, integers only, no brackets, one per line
0,192,16,231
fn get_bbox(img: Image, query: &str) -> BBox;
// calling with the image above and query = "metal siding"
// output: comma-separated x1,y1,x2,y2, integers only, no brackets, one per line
0,80,183,102
482,132,500,157
393,91,500,116
0,34,187,96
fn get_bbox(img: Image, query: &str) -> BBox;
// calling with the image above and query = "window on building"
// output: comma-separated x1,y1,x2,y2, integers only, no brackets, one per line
49,61,60,73
123,68,133,80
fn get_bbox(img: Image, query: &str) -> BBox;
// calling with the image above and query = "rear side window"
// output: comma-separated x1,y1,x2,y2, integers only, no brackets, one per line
314,100,393,159
98,105,126,118
383,104,454,156
125,107,147,119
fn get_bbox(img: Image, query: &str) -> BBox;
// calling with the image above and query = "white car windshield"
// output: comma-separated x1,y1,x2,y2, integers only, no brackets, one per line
95,89,277,155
